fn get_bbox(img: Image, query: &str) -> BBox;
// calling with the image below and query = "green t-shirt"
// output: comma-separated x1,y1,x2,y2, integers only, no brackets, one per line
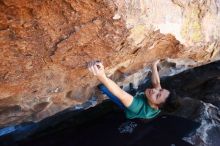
124,92,161,119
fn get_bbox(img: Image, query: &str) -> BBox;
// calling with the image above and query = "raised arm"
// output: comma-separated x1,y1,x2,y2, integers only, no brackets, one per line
88,61,133,107
151,60,162,89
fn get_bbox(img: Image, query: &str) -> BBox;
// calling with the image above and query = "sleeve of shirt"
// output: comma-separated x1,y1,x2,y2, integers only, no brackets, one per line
126,93,145,114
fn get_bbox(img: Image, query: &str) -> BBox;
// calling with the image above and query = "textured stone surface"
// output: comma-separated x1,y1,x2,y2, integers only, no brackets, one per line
0,0,220,126
0,61,219,146
160,61,220,146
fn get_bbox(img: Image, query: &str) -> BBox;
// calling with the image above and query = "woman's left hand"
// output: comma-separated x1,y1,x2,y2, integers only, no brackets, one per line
88,60,106,79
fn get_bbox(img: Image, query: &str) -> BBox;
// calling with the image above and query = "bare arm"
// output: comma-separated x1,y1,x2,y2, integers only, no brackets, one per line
88,61,133,107
98,76,133,107
151,60,161,89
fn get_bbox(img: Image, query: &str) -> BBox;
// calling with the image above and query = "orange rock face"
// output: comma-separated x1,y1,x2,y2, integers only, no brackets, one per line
0,0,219,127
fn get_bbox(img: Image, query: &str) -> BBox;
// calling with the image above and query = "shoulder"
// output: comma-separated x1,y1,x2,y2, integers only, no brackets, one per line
133,92,146,103
126,92,146,113
134,92,145,98
136,92,145,96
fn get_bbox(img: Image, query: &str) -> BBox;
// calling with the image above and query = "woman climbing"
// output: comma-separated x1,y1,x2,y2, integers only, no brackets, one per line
88,60,170,119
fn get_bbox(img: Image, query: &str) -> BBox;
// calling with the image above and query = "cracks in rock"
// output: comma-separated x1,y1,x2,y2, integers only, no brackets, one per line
82,17,99,28
171,0,185,16
209,41,219,59
197,3,207,19
171,0,184,9
62,0,77,13
49,16,100,62
61,0,78,23
0,0,8,8
49,29,76,57
0,26,9,31
0,71,9,81
46,0,118,60
215,0,219,14
131,47,141,55
171,0,212,20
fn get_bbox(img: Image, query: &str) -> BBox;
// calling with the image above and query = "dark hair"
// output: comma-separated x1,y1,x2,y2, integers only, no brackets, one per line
158,91,180,112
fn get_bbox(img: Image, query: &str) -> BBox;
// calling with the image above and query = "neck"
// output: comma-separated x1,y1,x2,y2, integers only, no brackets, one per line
145,93,159,110
148,100,158,110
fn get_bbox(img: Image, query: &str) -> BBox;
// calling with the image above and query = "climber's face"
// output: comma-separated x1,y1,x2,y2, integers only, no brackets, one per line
145,88,170,105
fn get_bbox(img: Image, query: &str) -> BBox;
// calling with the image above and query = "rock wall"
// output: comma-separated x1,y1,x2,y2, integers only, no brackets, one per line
0,0,219,126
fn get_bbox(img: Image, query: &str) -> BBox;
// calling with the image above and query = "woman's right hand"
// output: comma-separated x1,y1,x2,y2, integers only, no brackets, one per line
88,61,106,79
152,59,160,66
